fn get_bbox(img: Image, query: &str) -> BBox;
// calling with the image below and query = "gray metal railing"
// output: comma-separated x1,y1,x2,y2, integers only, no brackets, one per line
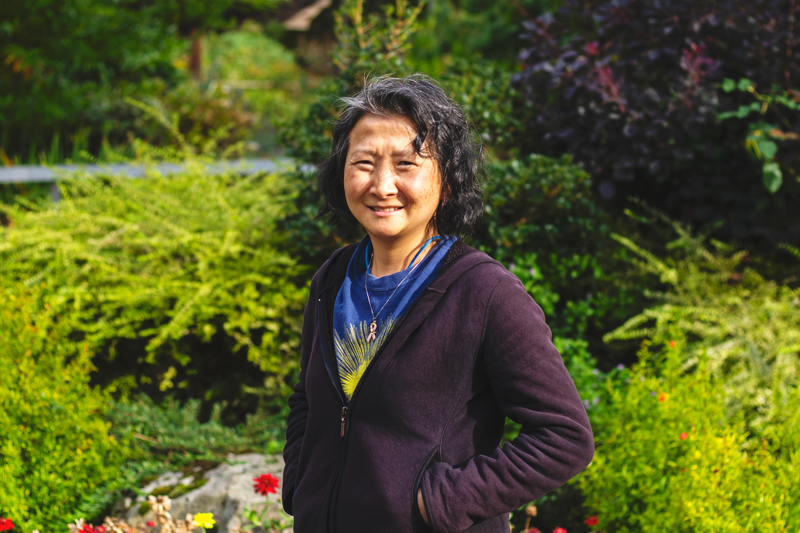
0,158,290,201
0,158,286,184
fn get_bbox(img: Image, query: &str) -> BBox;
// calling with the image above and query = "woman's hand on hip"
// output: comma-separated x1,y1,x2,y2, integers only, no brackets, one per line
417,488,429,525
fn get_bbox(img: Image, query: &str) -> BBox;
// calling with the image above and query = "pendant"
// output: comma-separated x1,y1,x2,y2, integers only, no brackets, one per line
366,319,377,343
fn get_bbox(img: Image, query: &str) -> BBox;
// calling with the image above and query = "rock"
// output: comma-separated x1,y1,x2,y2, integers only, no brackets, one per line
120,453,291,533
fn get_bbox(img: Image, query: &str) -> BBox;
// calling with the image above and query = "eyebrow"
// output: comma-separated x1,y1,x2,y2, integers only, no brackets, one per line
349,147,420,158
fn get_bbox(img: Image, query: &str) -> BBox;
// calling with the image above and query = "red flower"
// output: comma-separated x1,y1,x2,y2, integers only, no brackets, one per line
0,518,14,532
585,516,599,526
253,473,280,495
584,41,599,56
553,528,567,533
146,522,156,528
669,341,676,347
80,524,95,533
680,432,688,440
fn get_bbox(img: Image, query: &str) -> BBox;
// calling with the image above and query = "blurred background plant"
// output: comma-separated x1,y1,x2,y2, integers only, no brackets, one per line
514,0,800,247
0,164,307,420
0,286,128,532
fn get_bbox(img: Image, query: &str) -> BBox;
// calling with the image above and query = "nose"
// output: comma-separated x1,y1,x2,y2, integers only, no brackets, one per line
371,163,398,198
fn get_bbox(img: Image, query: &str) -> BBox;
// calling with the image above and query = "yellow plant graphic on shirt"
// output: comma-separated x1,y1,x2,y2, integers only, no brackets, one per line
335,316,397,401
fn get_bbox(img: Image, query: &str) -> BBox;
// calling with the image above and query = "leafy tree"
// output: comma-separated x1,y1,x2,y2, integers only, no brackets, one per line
0,0,181,159
0,0,286,161
408,0,560,74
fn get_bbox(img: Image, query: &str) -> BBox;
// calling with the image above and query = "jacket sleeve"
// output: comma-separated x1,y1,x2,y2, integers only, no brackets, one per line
281,270,321,515
419,272,594,533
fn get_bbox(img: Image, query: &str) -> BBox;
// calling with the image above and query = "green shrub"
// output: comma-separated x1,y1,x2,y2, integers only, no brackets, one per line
105,395,286,460
0,287,127,533
474,154,650,350
605,218,800,433
580,341,800,532
205,21,316,140
0,167,308,415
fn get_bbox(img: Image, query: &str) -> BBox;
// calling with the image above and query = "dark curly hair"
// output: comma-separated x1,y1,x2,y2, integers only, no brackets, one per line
316,75,485,236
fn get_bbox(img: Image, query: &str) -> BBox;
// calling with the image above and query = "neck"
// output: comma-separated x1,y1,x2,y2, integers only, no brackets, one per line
369,232,439,278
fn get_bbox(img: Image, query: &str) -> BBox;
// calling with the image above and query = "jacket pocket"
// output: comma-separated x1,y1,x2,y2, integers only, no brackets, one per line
462,513,511,533
412,445,440,531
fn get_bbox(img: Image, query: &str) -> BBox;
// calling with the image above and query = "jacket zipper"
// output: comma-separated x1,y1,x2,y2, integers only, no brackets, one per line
321,247,477,530
340,406,348,437
325,308,411,532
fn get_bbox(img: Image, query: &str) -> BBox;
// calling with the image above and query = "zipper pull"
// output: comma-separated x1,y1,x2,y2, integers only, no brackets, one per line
340,406,348,437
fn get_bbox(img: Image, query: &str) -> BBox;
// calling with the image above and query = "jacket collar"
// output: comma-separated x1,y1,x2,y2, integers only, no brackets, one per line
318,237,477,294
315,238,497,405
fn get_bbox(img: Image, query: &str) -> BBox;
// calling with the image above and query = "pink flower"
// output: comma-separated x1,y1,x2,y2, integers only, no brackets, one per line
253,473,280,495
553,528,567,533
584,41,599,56
585,516,599,526
680,432,688,440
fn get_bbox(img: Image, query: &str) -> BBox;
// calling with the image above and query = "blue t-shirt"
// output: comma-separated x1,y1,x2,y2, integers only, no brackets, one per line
333,235,456,401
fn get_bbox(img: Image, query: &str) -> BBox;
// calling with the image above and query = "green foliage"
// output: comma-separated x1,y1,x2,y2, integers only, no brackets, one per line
0,287,127,533
605,217,800,433
0,166,308,412
0,0,182,159
580,341,800,532
125,83,256,157
408,0,560,73
474,154,647,344
204,22,316,152
0,0,291,161
719,78,800,193
106,395,286,460
438,58,533,157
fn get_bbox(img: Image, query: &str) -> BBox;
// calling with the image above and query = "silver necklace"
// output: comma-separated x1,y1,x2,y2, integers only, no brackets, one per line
364,237,439,342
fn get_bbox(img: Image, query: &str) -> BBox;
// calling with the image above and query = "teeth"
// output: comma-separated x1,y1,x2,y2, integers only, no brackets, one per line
373,207,400,212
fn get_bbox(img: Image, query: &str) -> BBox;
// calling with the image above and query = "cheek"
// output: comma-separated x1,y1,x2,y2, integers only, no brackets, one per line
343,172,361,206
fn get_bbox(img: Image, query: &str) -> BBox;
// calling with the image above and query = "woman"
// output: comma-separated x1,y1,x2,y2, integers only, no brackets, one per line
282,75,593,533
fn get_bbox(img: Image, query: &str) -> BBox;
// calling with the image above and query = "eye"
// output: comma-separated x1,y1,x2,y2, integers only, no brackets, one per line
398,160,415,167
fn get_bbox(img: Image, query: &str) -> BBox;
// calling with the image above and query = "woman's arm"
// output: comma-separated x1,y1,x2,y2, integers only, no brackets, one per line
281,273,321,515
418,273,594,532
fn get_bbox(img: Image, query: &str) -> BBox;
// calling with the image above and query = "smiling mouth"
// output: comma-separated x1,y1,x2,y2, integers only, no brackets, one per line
369,206,404,212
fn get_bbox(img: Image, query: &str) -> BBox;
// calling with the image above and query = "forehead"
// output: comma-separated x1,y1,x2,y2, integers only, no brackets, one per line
347,113,419,151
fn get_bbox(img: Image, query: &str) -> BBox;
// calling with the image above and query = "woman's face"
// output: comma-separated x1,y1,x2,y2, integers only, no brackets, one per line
344,113,442,247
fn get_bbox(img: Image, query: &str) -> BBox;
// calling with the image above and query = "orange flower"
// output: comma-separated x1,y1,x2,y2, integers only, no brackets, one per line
658,392,667,402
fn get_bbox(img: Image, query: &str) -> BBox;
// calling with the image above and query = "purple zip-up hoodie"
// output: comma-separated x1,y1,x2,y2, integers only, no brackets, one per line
283,240,594,533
